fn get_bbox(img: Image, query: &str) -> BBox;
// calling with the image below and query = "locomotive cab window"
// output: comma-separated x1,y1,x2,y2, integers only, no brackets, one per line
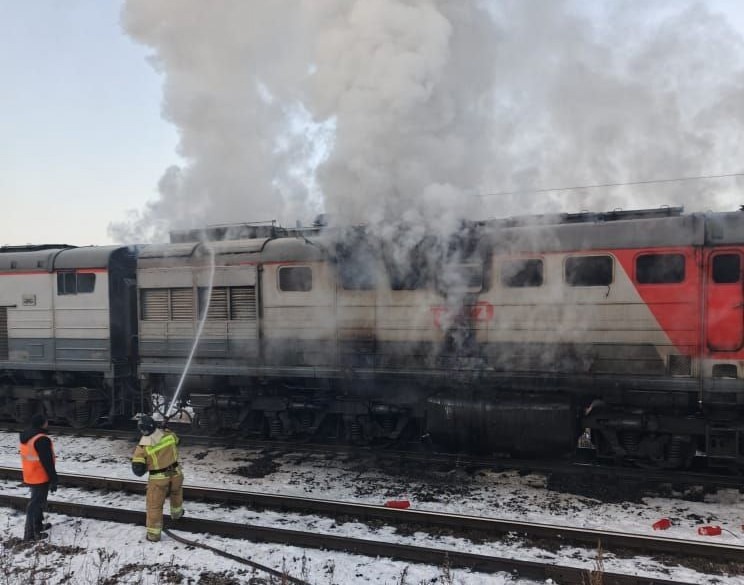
635,253,685,284
712,254,741,284
57,272,96,295
502,258,543,288
565,255,613,286
279,266,313,292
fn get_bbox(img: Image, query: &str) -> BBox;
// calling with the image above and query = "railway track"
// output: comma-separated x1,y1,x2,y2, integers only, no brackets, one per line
6,424,743,494
0,491,725,585
1,467,742,569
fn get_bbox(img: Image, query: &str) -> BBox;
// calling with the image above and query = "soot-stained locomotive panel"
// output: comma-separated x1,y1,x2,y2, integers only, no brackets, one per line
3,207,744,470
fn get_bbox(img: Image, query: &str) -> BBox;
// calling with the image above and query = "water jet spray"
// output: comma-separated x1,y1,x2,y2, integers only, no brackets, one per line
164,242,216,421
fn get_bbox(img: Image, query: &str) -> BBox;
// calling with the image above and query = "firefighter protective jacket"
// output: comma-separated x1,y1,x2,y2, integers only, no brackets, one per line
19,430,57,485
131,429,180,478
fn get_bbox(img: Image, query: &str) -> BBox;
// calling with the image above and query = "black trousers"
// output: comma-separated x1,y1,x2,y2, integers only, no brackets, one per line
24,483,49,540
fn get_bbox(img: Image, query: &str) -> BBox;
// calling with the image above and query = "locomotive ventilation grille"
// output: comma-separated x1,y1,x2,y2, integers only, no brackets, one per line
668,354,692,376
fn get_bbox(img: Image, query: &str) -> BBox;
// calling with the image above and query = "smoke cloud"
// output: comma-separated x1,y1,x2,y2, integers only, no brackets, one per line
110,0,744,243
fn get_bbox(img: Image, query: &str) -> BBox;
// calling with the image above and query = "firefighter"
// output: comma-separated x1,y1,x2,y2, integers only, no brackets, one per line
19,413,58,541
131,415,184,542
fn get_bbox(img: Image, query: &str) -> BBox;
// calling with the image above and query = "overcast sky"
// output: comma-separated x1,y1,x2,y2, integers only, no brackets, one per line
2,1,744,247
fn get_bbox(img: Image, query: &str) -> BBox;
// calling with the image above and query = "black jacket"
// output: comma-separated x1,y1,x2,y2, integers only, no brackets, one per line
19,427,58,484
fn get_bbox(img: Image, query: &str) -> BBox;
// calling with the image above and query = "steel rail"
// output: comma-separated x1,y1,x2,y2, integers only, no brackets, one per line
0,494,703,585
0,466,741,564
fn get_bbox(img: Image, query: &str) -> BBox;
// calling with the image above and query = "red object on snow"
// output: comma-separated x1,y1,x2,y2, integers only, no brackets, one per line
697,525,722,536
384,500,411,509
652,518,671,530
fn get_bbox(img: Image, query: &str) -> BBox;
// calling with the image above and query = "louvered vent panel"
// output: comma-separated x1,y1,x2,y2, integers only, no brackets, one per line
206,288,228,320
669,354,692,377
230,287,257,321
0,307,7,360
141,289,169,321
170,288,194,321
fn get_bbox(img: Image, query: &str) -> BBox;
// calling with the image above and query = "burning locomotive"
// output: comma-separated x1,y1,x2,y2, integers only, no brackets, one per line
1,206,744,470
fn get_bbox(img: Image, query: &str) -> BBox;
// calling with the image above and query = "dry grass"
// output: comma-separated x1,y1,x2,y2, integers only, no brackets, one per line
583,540,605,585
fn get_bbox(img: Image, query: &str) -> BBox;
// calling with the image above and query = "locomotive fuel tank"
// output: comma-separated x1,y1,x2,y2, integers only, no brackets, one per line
425,392,578,456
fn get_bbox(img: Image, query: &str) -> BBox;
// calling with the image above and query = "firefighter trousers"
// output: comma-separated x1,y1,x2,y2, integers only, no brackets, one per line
145,468,184,542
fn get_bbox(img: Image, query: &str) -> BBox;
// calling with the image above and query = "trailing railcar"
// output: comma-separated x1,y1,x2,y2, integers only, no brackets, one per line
137,207,744,469
0,245,139,426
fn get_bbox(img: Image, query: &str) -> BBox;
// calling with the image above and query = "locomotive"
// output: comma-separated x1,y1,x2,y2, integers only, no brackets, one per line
1,206,744,470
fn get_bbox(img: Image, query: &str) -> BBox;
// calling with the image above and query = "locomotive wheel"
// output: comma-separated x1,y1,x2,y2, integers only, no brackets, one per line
190,407,222,435
65,400,103,429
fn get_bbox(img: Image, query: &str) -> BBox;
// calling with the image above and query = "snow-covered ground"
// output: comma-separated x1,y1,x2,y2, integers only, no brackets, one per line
0,428,742,584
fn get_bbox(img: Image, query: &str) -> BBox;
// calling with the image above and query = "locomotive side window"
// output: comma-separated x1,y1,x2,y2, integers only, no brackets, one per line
77,273,96,293
712,254,741,284
502,259,543,287
635,254,685,284
57,272,96,295
565,255,613,286
279,266,312,292
57,272,76,295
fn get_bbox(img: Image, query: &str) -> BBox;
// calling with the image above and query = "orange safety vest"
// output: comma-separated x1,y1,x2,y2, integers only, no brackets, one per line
19,433,56,484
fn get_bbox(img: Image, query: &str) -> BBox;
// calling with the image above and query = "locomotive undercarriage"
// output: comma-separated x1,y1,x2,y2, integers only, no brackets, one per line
583,406,702,469
0,370,110,428
146,374,426,446
581,390,744,470
141,370,744,471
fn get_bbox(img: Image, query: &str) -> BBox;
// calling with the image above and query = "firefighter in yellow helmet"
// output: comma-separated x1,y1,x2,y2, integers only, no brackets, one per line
131,415,184,542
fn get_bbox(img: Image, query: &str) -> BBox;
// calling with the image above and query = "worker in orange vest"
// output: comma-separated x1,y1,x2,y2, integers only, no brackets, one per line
131,415,184,542
19,413,58,541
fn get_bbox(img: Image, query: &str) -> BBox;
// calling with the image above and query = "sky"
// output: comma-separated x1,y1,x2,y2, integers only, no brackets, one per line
2,1,744,247
1,1,178,247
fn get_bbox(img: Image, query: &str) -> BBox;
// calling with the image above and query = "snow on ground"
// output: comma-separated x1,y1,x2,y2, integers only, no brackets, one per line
0,428,742,584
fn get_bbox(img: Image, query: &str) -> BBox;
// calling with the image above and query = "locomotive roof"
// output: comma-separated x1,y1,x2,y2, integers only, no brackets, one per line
138,238,271,262
54,246,134,269
485,212,707,252
138,237,326,264
0,248,67,271
260,237,327,262
0,245,128,271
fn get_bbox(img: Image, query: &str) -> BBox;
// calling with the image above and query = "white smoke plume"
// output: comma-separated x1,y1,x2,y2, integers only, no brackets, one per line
110,0,744,243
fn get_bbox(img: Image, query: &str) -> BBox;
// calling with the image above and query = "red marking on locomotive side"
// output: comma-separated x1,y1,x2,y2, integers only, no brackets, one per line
431,301,494,329
614,248,700,356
